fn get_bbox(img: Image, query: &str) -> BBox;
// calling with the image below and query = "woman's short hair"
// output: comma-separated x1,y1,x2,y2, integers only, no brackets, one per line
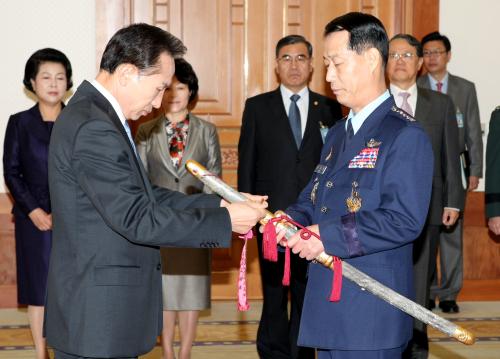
174,58,199,104
23,48,73,93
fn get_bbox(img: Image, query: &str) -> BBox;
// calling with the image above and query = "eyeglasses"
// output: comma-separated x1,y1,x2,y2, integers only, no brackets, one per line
423,50,447,58
278,54,310,65
388,52,417,61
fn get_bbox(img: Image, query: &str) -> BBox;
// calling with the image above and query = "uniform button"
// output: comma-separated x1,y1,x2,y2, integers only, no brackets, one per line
320,206,328,213
156,263,161,270
326,181,333,188
174,178,179,183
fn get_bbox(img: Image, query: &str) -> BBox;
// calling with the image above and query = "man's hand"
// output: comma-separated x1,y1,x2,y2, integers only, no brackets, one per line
28,208,52,231
468,176,480,191
226,199,268,234
286,224,324,261
488,216,500,235
442,208,460,227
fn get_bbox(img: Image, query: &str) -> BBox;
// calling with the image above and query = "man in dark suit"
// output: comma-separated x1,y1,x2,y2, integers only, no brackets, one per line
45,24,267,359
237,34,342,359
417,31,483,313
387,34,463,359
282,13,434,359
486,107,500,235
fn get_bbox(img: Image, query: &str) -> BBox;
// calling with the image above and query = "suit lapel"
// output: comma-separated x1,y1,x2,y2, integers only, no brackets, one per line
302,92,322,146
419,75,432,89
446,73,459,100
415,87,431,126
80,81,151,192
178,115,200,176
323,120,346,170
29,104,52,141
153,116,178,177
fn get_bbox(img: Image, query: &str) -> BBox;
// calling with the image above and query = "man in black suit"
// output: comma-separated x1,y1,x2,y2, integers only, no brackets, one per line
238,34,342,359
486,106,500,235
45,24,267,359
387,34,463,359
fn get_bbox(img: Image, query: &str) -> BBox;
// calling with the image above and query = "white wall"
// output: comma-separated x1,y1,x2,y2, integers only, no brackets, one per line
440,0,500,190
0,0,96,192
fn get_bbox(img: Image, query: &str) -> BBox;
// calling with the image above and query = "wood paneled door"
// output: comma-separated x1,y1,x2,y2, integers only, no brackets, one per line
94,0,440,299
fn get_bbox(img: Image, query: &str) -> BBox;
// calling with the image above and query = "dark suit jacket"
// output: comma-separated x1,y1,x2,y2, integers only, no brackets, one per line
3,104,53,217
45,81,232,358
286,96,434,350
417,73,483,178
237,88,342,211
414,87,464,223
486,107,500,218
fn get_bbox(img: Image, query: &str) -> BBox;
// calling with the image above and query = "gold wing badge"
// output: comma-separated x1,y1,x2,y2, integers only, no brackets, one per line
346,181,362,213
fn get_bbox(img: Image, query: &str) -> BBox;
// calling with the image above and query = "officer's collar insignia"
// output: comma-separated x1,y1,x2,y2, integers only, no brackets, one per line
391,105,416,122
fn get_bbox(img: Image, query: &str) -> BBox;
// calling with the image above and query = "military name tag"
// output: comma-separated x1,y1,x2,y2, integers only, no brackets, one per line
314,164,327,174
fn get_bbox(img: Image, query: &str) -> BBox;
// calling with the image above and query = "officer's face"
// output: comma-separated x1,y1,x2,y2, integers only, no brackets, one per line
387,38,423,88
323,30,373,113
275,43,313,93
422,40,451,76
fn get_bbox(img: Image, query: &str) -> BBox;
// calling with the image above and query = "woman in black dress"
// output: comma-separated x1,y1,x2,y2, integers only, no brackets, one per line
3,48,72,359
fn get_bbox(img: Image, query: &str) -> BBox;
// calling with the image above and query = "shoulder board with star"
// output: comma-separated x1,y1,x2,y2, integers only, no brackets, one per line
495,105,500,112
391,106,416,122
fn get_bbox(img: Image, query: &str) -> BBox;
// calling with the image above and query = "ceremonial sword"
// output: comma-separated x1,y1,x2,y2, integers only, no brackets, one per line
186,159,475,345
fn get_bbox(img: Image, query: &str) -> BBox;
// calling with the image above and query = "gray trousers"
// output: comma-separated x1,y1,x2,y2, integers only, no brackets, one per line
430,216,464,301
54,349,137,359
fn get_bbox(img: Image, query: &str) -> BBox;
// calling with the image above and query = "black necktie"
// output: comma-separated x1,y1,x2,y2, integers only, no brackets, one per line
289,94,302,148
344,117,354,151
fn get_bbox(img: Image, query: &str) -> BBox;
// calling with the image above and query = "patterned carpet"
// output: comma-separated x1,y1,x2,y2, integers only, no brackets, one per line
0,301,499,358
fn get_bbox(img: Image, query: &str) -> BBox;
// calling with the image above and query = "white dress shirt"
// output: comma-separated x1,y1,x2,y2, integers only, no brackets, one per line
280,84,309,136
346,90,390,135
91,80,136,148
390,83,418,116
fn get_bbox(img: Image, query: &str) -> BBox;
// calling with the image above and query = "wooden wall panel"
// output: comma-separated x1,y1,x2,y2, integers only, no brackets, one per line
411,0,439,41
463,192,500,279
